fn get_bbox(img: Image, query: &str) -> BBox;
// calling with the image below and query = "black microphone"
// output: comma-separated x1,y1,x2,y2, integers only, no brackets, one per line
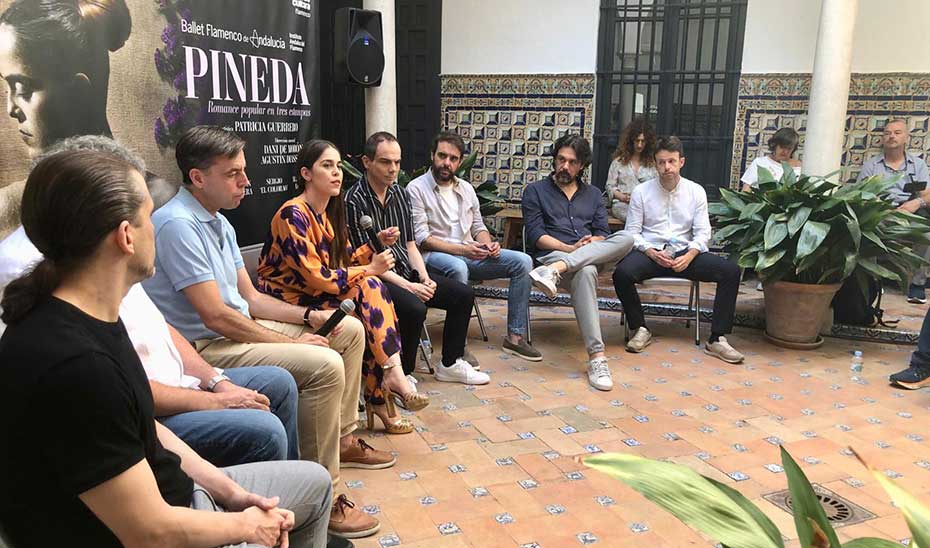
359,215,385,253
315,299,355,337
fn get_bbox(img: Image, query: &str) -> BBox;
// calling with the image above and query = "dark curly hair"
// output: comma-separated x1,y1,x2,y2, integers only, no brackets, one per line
612,117,657,168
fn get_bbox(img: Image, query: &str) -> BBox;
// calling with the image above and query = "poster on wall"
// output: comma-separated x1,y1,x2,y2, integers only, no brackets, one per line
0,0,320,246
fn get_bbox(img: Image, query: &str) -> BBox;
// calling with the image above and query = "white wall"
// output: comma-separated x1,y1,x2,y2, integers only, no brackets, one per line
441,0,600,74
742,0,930,73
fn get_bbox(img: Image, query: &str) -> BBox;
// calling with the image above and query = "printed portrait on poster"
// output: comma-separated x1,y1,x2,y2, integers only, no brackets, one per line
0,0,320,245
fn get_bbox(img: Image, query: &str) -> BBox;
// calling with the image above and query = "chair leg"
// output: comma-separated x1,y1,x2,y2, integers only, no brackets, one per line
622,311,630,342
526,306,533,345
473,301,489,342
693,281,701,346
419,325,435,374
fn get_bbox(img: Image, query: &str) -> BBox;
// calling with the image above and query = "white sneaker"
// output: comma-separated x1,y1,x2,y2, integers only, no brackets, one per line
406,374,419,392
529,265,561,298
626,327,652,353
434,358,490,385
587,357,613,391
704,336,745,364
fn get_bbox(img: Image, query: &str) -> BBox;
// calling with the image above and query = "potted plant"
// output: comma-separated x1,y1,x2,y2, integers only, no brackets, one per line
710,167,930,348
583,447,930,548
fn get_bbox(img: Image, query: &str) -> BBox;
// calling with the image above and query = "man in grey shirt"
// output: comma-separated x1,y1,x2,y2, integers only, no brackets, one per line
857,119,930,303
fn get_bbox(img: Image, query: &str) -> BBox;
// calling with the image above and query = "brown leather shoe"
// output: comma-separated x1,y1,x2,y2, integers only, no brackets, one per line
329,494,379,539
340,437,396,469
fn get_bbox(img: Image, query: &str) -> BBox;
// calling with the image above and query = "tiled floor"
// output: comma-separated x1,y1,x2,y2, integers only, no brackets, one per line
346,299,930,548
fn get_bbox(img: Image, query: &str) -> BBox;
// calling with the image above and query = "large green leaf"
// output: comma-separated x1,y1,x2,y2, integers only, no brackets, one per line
781,447,841,548
796,221,831,260
583,453,782,548
756,166,777,186
340,159,364,181
756,248,788,271
841,539,905,548
719,187,748,211
455,150,479,178
714,224,747,243
764,218,789,251
842,251,858,278
740,203,766,221
845,204,862,250
861,230,889,252
854,449,930,548
787,206,812,237
706,477,785,548
858,258,900,281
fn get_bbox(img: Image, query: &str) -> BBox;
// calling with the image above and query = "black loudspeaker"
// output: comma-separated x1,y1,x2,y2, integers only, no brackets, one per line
334,8,385,87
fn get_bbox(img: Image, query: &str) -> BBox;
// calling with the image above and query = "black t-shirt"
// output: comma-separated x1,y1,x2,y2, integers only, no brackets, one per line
0,297,194,547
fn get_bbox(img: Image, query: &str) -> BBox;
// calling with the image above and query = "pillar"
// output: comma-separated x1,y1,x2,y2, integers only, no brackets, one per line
363,0,397,136
802,0,858,179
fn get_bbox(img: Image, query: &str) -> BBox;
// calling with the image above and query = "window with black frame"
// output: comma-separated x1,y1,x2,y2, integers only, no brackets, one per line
593,0,747,199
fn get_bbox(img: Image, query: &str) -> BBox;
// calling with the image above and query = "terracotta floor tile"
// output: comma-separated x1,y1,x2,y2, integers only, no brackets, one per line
353,300,930,546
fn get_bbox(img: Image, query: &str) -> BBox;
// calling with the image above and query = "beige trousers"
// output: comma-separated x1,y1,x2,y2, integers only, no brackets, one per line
195,317,366,486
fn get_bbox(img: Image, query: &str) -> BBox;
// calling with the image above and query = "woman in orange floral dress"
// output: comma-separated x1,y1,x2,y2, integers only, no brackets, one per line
258,140,428,434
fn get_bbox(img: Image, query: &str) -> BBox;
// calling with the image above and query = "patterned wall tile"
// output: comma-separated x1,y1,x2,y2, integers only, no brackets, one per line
731,73,930,186
441,74,595,207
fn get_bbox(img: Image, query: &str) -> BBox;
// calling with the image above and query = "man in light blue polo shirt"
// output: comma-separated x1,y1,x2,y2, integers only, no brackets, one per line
143,126,388,539
856,119,930,303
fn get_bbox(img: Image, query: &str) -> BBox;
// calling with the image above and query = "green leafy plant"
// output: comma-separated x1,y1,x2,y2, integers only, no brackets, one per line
709,166,930,298
340,150,503,217
584,447,930,547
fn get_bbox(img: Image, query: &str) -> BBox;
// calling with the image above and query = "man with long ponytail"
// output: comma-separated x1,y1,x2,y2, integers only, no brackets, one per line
0,149,332,547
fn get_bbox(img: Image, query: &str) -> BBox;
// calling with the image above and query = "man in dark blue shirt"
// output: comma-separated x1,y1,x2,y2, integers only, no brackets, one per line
521,134,633,391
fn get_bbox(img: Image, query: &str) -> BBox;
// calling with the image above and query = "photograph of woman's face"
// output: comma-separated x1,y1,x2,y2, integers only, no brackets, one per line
0,23,87,155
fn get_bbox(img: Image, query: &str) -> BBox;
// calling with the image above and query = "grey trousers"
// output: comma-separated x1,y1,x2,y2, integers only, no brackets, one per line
539,231,635,355
190,460,333,548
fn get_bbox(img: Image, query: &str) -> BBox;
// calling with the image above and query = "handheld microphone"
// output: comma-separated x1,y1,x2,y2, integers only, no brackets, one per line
359,215,385,253
315,299,355,337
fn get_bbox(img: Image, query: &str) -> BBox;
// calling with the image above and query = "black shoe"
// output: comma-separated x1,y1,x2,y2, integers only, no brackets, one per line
889,365,930,389
907,284,927,304
328,534,355,548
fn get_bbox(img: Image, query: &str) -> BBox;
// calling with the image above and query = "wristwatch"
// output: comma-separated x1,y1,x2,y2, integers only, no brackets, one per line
206,374,231,391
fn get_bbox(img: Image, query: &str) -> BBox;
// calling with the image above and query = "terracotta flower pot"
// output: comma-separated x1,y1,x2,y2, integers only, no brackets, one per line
762,280,841,349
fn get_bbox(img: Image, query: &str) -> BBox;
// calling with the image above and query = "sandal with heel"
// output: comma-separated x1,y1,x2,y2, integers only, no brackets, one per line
365,388,414,434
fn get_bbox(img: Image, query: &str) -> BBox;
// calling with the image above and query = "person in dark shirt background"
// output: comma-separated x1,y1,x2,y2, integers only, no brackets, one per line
521,134,634,392
0,148,332,547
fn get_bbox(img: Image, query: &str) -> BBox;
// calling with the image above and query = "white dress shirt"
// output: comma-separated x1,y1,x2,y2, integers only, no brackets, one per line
625,176,712,253
0,226,41,336
0,226,215,387
120,283,214,390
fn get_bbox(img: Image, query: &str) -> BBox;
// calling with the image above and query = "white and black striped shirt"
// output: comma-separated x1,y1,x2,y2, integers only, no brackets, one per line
344,176,416,280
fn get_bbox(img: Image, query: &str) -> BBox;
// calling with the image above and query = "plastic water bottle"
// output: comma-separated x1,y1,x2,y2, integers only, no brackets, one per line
850,350,864,382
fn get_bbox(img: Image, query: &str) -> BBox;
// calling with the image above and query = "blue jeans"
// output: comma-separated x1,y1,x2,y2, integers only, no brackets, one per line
425,249,532,336
912,308,930,369
160,366,299,467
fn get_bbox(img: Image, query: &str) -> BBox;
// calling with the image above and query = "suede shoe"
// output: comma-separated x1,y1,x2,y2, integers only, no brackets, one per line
889,364,930,389
502,337,543,361
626,327,652,353
329,494,379,539
704,336,745,364
340,438,395,469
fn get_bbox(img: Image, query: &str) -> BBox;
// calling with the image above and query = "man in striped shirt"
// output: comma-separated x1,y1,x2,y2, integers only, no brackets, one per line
344,132,489,387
